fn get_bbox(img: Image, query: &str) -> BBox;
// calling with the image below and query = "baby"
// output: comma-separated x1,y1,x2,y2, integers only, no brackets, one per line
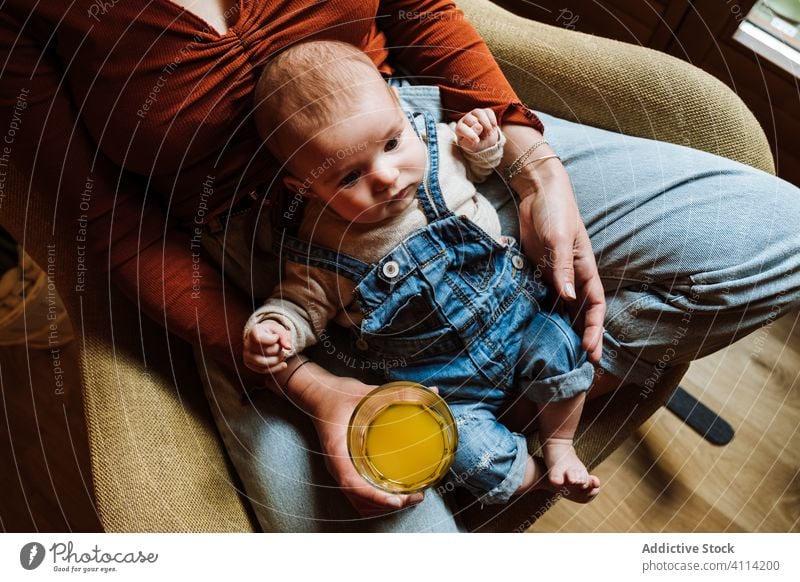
245,40,600,504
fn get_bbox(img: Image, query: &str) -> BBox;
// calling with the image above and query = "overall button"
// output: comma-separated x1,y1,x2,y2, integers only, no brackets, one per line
355,338,369,351
512,255,525,269
382,261,400,279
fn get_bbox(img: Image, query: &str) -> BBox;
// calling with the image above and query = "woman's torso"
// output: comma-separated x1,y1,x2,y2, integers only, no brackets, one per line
12,0,393,221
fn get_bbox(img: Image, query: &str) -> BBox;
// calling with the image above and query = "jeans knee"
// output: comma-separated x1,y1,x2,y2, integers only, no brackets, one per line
684,171,800,307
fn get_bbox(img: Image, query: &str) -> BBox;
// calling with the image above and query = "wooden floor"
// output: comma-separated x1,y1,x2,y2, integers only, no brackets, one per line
1,308,798,532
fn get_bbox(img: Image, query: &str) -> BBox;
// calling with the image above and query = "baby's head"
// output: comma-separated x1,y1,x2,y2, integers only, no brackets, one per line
255,40,426,223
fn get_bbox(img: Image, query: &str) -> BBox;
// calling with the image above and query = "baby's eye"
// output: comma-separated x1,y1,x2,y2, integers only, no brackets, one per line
339,170,361,188
385,135,401,152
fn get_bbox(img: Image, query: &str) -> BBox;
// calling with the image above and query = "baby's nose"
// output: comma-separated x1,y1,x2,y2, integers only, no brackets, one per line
374,166,400,187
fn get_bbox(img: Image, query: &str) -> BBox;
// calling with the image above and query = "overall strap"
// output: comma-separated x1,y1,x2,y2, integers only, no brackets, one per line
272,230,372,283
406,111,453,223
271,186,371,283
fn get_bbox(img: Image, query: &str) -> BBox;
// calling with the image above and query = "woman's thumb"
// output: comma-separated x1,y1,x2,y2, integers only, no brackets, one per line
550,246,577,301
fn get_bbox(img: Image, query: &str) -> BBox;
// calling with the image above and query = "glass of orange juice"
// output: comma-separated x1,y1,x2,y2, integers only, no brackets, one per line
347,382,458,494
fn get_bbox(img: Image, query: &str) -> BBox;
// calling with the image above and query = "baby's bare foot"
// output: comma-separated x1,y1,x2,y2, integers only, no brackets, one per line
541,438,600,502
524,457,599,503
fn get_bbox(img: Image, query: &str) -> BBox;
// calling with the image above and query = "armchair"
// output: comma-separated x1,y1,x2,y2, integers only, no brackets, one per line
0,0,774,532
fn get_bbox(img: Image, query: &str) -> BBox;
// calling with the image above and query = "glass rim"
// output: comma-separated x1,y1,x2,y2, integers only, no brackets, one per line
347,381,458,494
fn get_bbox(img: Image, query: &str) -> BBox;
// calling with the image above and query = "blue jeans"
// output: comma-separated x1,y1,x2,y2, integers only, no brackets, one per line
196,84,800,532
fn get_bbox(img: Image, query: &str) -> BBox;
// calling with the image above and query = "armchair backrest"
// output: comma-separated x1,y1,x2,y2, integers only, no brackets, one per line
458,0,775,174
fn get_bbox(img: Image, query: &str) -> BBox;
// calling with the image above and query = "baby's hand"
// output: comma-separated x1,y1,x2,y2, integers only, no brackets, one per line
243,319,293,374
455,108,500,153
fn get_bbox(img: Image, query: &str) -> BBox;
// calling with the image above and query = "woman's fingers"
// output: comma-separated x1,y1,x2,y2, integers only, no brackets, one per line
549,232,605,363
245,352,286,370
573,230,606,363
243,355,287,374
342,478,423,515
580,275,606,363
331,453,422,516
547,237,578,302
334,456,424,517
517,171,606,364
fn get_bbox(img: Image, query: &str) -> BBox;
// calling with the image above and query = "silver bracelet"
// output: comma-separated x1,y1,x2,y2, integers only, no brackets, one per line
504,139,549,182
519,154,561,173
276,357,311,399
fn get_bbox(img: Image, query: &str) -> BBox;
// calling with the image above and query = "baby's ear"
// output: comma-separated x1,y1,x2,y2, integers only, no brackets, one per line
283,174,314,199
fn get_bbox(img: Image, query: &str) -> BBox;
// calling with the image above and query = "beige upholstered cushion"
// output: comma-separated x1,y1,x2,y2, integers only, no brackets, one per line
79,289,255,532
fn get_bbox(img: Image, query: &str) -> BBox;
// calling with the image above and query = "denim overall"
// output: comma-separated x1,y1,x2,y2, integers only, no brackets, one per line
277,111,594,504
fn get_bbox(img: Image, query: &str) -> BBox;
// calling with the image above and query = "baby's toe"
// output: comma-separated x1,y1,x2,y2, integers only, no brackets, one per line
567,467,586,485
548,470,565,487
565,466,587,486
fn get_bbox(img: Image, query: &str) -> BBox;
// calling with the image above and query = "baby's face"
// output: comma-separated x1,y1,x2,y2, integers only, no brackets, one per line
286,81,427,224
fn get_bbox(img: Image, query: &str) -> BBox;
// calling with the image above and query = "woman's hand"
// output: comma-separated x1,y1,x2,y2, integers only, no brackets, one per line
518,160,605,363
285,363,425,517
502,125,605,363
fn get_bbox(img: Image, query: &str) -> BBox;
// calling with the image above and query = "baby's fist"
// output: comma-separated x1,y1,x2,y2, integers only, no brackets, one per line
455,108,500,153
243,319,293,374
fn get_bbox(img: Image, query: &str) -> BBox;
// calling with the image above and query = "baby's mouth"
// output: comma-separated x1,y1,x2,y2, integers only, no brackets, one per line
393,183,416,200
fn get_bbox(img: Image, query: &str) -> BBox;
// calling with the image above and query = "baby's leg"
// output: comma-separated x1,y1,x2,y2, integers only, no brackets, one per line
511,391,600,503
445,404,530,505
516,304,599,501
537,392,600,496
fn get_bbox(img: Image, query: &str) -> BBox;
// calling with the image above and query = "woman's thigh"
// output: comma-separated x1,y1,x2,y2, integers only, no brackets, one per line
480,112,800,385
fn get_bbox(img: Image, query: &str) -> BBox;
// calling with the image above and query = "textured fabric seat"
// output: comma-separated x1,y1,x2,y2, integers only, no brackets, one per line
0,0,773,532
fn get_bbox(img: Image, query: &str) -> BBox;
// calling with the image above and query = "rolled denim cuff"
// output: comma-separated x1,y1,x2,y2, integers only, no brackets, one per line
521,360,595,405
475,433,529,506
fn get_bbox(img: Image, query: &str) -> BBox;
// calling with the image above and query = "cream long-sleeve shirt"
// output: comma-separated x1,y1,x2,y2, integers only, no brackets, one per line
246,122,507,355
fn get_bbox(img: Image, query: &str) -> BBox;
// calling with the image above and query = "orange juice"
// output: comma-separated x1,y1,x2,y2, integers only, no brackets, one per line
362,402,451,489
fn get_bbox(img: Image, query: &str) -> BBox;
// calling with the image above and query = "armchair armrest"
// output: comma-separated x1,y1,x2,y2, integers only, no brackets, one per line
457,0,775,174
1,163,254,532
